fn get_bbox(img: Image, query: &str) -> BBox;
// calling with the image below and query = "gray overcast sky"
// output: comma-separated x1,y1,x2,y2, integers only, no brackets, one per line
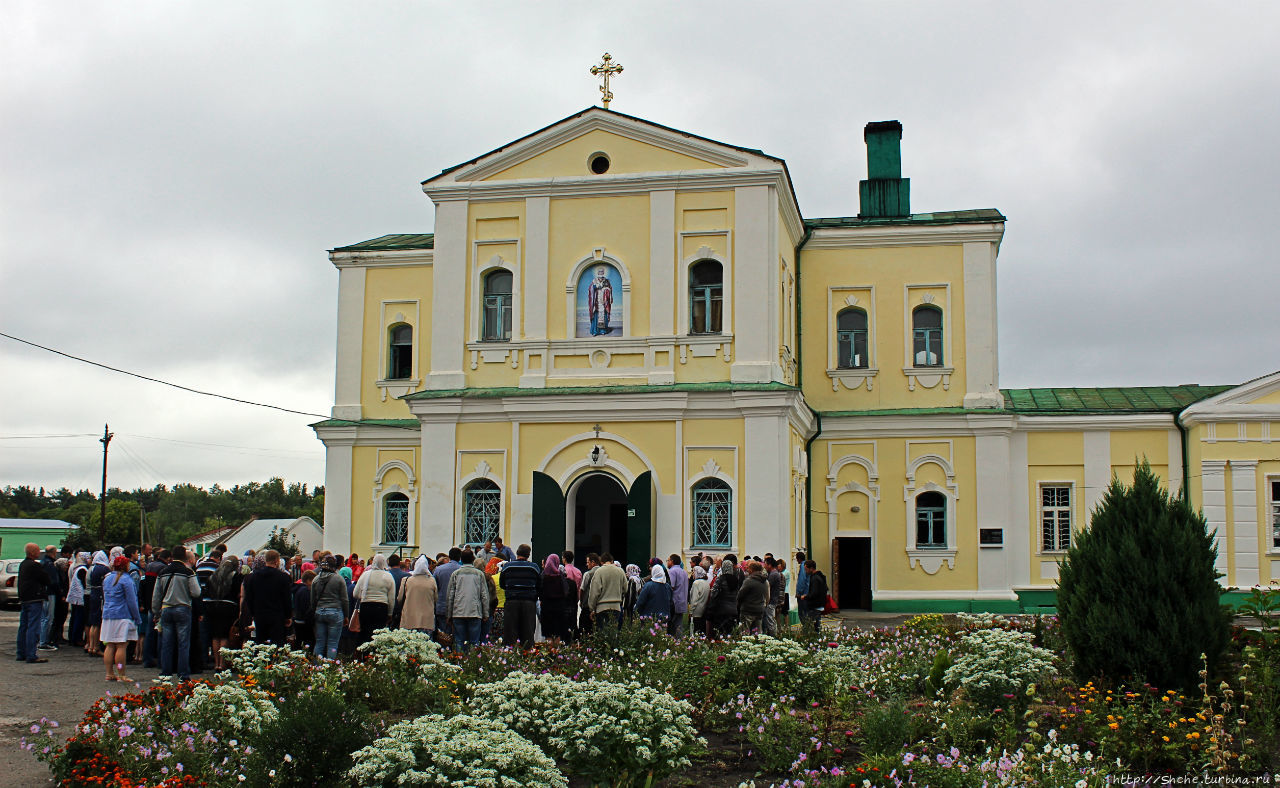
2,2,1277,492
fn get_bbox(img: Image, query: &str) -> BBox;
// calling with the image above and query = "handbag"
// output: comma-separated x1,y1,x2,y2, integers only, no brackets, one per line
347,603,361,633
227,622,244,649
823,594,838,613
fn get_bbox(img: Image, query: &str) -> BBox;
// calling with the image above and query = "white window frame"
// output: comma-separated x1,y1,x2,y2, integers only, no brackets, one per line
1038,482,1074,554
372,458,418,551
1269,476,1280,554
903,452,958,574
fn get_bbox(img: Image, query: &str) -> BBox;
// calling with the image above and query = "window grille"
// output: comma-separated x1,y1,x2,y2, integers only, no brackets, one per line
1041,485,1072,552
383,493,409,544
464,480,501,545
692,478,731,548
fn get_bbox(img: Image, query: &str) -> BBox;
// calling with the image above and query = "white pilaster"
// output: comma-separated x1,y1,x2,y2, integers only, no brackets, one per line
731,185,775,383
1008,429,1031,587
1083,431,1111,521
1202,460,1229,577
323,440,353,552
962,241,1002,409
1167,429,1185,497
649,190,675,337
419,421,458,548
523,197,549,340
742,413,789,556
332,267,366,421
975,432,1013,595
428,200,469,390
1232,461,1259,587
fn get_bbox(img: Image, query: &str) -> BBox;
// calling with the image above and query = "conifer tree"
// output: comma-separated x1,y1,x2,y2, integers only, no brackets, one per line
1057,460,1230,690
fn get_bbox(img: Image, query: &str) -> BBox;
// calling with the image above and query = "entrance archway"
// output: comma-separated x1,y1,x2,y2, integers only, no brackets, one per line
566,472,628,570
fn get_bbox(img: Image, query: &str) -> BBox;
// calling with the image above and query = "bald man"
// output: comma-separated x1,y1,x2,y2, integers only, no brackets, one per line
17,543,50,663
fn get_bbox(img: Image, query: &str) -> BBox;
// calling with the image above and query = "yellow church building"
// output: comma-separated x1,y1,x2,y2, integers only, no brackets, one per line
313,106,1280,612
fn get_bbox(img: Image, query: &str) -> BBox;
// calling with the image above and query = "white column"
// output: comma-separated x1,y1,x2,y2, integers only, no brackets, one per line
322,439,354,552
1167,428,1185,498
731,185,775,383
523,197,549,340
1232,461,1259,587
428,199,468,390
742,413,789,556
962,242,1002,409
418,420,458,548
1202,460,1229,578
975,432,1014,596
332,267,366,421
1008,429,1031,587
1083,431,1111,521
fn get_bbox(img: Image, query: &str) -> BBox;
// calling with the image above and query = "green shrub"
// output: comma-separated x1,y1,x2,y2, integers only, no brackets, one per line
245,688,376,788
1057,461,1231,690
925,649,952,697
943,628,1056,708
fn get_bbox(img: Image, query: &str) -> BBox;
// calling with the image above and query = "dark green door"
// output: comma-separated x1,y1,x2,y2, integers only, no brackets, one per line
532,471,566,563
626,471,653,567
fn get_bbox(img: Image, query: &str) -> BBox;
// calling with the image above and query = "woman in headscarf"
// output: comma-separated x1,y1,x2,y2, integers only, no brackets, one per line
706,553,742,639
623,564,642,620
635,564,672,623
353,553,395,647
85,550,111,656
205,555,242,670
688,565,711,637
538,554,572,642
100,555,140,682
67,552,91,648
396,556,438,636
479,556,501,643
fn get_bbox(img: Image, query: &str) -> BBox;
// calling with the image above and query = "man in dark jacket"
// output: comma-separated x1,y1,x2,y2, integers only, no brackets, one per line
244,549,293,645
801,560,828,634
497,543,542,647
763,557,785,636
38,545,59,650
140,549,168,668
17,544,49,663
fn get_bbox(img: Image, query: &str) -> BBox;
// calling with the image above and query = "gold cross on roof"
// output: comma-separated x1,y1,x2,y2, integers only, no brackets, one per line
590,53,623,109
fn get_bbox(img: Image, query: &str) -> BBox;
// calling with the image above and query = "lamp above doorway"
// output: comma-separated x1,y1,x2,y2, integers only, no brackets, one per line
590,423,604,465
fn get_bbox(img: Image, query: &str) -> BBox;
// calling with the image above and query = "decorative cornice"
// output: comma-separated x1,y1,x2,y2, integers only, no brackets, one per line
330,249,433,269
804,222,1004,249
1180,404,1280,427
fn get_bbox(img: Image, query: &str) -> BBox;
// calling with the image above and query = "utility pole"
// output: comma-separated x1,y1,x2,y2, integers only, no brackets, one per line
99,424,113,544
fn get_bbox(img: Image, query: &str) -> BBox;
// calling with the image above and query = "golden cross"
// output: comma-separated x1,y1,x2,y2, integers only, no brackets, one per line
590,53,623,109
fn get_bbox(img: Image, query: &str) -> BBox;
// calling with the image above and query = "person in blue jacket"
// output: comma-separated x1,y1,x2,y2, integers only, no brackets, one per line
100,555,141,682
635,564,672,623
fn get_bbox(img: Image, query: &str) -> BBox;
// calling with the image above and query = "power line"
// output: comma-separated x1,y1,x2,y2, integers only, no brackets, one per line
0,330,416,431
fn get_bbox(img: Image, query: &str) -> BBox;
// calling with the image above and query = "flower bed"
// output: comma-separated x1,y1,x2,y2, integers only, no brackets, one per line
23,605,1279,787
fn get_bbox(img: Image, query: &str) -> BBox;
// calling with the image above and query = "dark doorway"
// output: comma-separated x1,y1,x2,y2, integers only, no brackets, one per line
571,473,628,570
834,537,872,609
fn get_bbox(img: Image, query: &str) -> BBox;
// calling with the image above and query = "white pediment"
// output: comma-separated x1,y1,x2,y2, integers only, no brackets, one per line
425,107,782,185
1180,370,1280,425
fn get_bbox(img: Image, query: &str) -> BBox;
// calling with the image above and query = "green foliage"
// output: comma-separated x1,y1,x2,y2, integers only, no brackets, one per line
943,629,1057,708
1057,460,1231,691
857,698,923,758
925,649,952,697
263,525,300,558
245,688,376,788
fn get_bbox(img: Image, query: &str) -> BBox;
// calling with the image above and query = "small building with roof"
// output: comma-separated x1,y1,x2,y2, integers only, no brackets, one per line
0,518,80,559
183,516,323,558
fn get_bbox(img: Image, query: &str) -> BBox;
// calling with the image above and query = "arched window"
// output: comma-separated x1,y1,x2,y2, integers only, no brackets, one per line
463,479,501,546
836,308,869,369
911,305,943,367
482,270,513,341
689,260,723,335
387,324,413,379
915,491,946,548
383,492,409,544
692,478,732,548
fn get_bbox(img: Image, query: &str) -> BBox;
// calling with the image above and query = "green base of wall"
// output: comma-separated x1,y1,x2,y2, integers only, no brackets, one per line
872,598,1025,614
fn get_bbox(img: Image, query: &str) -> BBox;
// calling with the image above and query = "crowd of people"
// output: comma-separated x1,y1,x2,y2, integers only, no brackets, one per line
14,536,832,677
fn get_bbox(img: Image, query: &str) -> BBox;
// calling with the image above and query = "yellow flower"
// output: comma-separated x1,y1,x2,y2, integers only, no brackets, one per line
1107,715,1115,722
1108,722,1119,730
1169,722,1177,728
1162,736,1170,742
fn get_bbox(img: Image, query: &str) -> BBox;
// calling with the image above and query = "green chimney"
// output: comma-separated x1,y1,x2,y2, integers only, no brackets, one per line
858,120,910,218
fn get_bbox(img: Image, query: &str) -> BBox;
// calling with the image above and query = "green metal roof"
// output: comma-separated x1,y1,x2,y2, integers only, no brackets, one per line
331,234,434,253
404,382,798,401
805,209,1005,229
1000,385,1232,414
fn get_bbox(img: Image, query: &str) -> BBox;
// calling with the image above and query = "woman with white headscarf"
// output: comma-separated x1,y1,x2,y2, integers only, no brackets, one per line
396,556,438,635
353,552,395,646
85,550,111,655
67,552,91,647
688,565,711,637
634,564,672,622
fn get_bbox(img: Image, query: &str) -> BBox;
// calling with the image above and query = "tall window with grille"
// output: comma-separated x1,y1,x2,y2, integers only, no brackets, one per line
1040,485,1072,552
1271,479,1280,551
387,324,413,379
689,260,723,334
482,270,513,341
836,307,868,369
383,492,409,545
915,491,946,548
692,478,731,548
911,305,943,367
463,479,501,546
